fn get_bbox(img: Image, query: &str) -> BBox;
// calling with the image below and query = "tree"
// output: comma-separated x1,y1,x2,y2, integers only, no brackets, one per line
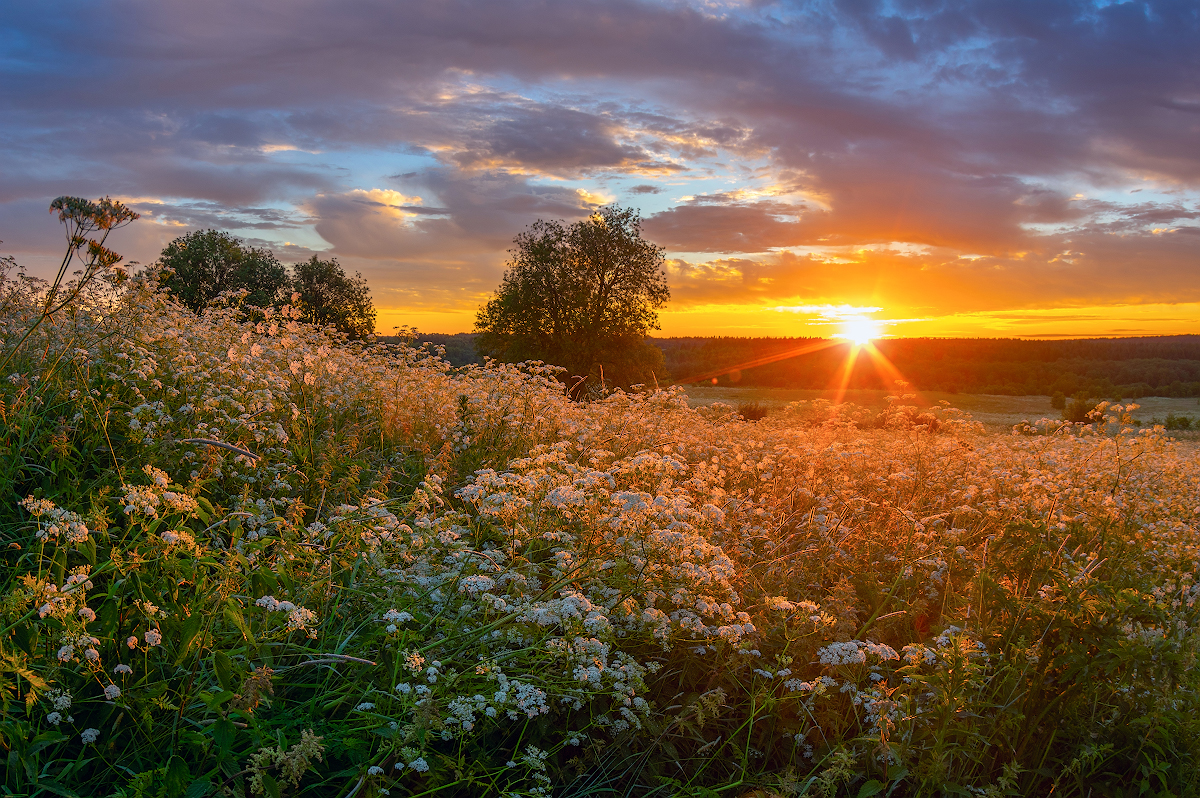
156,230,288,312
290,255,376,339
474,204,669,397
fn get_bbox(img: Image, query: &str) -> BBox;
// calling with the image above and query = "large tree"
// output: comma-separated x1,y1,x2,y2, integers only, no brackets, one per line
475,205,669,397
290,255,376,339
156,229,289,312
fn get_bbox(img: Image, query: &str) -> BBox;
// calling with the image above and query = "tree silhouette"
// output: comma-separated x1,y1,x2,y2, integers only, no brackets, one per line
290,255,376,339
475,205,669,397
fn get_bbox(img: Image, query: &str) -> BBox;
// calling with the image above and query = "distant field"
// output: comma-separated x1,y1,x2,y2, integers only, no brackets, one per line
681,385,1200,431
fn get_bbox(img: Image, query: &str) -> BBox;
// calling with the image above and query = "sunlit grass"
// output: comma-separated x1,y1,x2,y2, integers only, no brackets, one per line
3,266,1200,796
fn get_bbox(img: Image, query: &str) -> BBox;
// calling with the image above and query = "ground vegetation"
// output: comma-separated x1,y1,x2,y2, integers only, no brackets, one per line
2,201,1199,797
657,336,1200,398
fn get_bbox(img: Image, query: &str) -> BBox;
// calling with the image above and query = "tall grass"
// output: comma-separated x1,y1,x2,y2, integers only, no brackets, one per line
2,207,1199,797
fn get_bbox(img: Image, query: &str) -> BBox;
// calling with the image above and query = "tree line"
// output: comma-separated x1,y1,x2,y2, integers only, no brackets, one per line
400,332,1200,399
655,335,1200,398
23,197,1194,401
154,230,375,339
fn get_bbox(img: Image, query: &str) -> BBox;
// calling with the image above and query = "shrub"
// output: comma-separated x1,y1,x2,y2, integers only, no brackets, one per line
736,401,769,421
1062,392,1099,423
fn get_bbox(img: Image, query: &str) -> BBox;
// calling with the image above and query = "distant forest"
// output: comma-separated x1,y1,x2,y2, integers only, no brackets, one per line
388,333,1200,398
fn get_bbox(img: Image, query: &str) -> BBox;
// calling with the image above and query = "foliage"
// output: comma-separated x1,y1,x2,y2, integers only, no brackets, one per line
290,255,376,340
1152,412,1195,431
1062,392,1099,423
3,206,1200,797
156,230,289,313
736,401,769,421
658,335,1200,398
475,205,669,398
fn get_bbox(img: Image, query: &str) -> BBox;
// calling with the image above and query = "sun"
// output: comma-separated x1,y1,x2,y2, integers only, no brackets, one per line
838,316,882,346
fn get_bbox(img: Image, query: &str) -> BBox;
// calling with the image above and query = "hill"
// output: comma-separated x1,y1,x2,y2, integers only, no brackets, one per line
392,333,1200,398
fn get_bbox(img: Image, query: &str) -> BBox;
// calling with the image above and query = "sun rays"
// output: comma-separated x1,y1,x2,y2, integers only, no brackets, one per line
834,316,883,346
677,329,920,407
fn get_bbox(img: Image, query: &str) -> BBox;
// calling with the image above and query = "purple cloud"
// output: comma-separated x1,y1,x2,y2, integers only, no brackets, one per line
1,0,1196,331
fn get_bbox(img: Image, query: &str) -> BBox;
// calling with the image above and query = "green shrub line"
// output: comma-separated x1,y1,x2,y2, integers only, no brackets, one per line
3,216,1200,797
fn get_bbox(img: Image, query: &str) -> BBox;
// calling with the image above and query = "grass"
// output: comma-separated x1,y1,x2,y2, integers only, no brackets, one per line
683,385,1200,432
4,209,1200,797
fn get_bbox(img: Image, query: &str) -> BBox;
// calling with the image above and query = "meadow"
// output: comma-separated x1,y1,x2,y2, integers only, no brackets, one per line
682,386,1200,434
4,265,1200,797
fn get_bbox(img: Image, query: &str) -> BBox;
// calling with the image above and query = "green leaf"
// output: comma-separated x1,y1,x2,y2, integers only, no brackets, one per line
261,773,282,798
165,755,191,798
28,730,67,755
198,690,235,712
80,535,97,565
184,778,213,798
175,610,205,665
195,497,215,524
12,623,34,655
858,779,885,798
32,780,81,798
212,718,236,755
224,600,254,643
213,651,234,692
885,769,909,796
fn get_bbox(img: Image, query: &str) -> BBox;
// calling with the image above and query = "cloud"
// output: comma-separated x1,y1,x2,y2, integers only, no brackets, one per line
297,169,601,307
645,200,807,253
1,0,1197,333
452,106,657,175
664,222,1200,318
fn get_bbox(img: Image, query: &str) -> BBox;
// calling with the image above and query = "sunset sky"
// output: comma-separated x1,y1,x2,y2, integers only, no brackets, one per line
2,0,1198,339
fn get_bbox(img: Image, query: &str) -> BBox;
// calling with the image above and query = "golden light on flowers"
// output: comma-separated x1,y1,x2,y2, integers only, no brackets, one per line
836,316,882,346
10,231,1200,793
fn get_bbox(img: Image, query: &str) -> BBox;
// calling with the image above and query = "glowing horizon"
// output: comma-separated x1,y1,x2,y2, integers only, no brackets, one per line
2,2,1197,341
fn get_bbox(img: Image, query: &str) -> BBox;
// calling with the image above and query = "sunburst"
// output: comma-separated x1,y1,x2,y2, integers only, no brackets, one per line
837,316,882,346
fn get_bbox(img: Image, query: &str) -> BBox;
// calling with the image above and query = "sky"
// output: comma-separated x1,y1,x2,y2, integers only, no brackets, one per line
2,0,1198,339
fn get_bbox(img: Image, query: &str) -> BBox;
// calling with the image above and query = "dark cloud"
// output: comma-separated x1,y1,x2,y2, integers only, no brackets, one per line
645,200,808,253
453,106,648,174
1,0,1197,328
126,201,307,231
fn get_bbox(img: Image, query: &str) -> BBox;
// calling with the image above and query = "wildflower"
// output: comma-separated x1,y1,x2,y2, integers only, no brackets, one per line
408,757,430,772
144,629,162,646
382,608,414,623
57,645,75,662
286,606,317,635
46,712,63,725
367,766,384,776
113,664,133,675
78,607,96,623
104,684,121,700
81,728,100,744
48,689,72,710
355,702,375,711
126,636,138,649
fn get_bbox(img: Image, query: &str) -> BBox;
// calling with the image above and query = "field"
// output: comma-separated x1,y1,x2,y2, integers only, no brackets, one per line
682,386,1200,433
4,270,1200,797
